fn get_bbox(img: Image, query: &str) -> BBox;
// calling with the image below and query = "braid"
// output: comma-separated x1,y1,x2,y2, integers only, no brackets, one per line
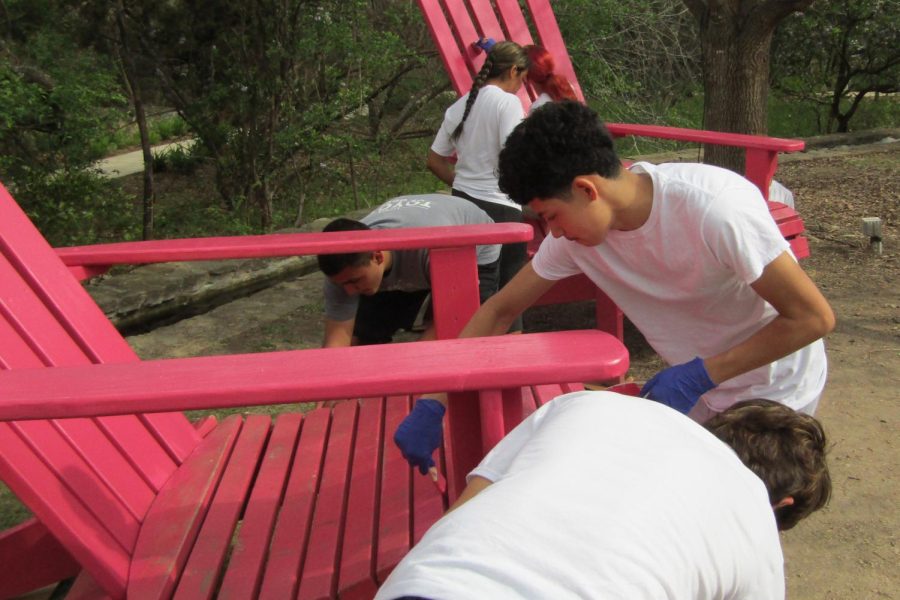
452,57,493,141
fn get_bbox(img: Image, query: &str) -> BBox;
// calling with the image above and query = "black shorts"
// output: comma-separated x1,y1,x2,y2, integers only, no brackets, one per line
352,260,500,345
452,189,525,332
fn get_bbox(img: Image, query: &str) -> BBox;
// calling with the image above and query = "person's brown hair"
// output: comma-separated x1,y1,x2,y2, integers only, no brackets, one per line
452,41,529,141
705,399,831,530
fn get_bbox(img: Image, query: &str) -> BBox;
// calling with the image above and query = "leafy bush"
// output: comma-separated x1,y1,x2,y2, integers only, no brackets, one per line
16,169,139,246
153,142,203,175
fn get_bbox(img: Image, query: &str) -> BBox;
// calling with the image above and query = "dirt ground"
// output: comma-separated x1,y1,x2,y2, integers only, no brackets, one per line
769,144,899,599
5,142,898,598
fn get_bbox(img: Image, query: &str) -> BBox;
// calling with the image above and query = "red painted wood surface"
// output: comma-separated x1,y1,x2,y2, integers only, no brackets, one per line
66,570,113,600
55,223,531,268
0,331,628,421
0,519,80,598
297,401,358,599
336,399,384,599
0,183,201,463
477,388,506,453
376,396,413,584
606,123,804,153
127,416,242,599
12,420,142,552
0,419,132,597
217,412,302,600
173,415,271,600
429,246,481,340
257,409,330,599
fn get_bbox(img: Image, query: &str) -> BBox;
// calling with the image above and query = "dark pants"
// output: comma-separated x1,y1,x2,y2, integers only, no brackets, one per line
452,188,525,332
352,260,500,345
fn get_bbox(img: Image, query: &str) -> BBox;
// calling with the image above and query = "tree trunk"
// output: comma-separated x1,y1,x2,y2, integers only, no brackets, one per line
685,0,814,174
116,6,155,240
699,20,772,173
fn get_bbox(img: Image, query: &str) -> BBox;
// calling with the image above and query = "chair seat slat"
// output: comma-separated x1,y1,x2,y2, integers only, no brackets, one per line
376,396,414,583
337,399,385,599
174,415,271,600
127,416,243,599
218,412,303,600
258,409,331,599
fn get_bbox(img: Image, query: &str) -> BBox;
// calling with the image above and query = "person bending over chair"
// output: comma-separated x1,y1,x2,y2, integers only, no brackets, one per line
378,392,831,600
317,194,500,347
394,101,835,475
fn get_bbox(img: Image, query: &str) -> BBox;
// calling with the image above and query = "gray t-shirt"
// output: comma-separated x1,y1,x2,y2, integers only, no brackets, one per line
324,194,501,321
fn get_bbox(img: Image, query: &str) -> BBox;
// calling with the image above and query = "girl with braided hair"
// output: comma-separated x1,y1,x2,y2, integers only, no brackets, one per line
524,44,578,112
427,40,530,332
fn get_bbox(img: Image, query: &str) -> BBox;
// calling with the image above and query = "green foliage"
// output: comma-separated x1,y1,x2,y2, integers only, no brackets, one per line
116,0,438,230
153,142,203,176
555,0,701,123
14,169,138,246
0,0,134,244
772,0,900,132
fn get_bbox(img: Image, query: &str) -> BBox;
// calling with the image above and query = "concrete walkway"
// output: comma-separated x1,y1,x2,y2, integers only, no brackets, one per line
94,139,196,179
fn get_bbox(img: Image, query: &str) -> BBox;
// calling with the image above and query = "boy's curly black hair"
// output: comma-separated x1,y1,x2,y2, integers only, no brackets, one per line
497,101,622,205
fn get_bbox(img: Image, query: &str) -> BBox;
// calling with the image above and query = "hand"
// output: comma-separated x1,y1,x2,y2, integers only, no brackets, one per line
394,398,446,474
640,357,716,414
473,37,496,53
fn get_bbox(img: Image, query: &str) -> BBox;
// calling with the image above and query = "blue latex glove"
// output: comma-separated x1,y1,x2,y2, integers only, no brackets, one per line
640,357,716,414
394,398,446,474
473,37,496,53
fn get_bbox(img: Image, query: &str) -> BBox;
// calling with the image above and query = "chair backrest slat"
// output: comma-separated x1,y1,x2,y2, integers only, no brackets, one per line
0,423,130,597
0,182,205,587
419,0,584,105
525,0,584,100
10,421,142,551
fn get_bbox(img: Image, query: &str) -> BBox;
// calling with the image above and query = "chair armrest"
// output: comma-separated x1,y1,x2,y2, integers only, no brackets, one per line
56,223,532,267
606,123,804,153
607,123,805,200
0,330,628,421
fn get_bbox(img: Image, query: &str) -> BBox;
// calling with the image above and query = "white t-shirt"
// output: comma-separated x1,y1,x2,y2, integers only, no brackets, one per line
529,91,552,112
531,162,827,412
376,392,785,600
431,84,524,208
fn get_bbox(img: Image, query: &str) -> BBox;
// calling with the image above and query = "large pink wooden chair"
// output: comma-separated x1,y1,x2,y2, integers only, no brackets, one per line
417,0,810,340
0,182,628,599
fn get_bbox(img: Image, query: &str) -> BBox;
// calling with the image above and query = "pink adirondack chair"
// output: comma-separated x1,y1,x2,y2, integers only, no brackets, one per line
0,182,628,599
416,0,810,338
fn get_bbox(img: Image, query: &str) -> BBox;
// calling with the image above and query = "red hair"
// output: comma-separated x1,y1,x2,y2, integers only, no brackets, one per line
525,45,577,102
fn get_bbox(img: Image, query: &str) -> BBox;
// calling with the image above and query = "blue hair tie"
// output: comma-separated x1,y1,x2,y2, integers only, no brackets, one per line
473,37,496,53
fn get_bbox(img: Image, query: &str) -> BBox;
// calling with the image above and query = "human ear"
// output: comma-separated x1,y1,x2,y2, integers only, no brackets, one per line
773,496,795,509
571,176,599,202
371,251,384,265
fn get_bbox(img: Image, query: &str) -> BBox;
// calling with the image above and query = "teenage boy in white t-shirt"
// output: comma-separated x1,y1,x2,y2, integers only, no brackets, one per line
393,101,835,476
378,392,831,599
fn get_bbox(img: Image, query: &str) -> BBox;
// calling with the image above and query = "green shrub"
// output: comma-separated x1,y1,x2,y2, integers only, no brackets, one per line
17,169,139,246
153,142,203,175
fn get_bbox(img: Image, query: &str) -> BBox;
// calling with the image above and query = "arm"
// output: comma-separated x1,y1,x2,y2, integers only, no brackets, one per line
642,252,835,411
394,264,555,471
323,317,355,348
460,262,557,338
446,475,492,514
426,149,456,187
704,251,835,383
